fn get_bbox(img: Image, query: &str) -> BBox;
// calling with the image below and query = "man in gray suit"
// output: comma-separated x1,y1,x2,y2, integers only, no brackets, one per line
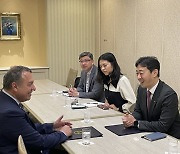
122,56,180,139
69,52,104,102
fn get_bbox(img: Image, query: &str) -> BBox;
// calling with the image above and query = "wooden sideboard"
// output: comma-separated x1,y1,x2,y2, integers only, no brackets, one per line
0,67,49,83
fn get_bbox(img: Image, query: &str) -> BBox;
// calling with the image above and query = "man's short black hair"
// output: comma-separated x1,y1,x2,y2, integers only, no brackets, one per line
135,56,160,77
3,66,32,90
79,52,93,60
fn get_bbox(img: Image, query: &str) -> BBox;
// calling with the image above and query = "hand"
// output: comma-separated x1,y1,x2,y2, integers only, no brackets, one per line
122,114,136,128
53,115,72,129
109,104,119,111
104,101,110,107
68,88,79,97
57,125,72,137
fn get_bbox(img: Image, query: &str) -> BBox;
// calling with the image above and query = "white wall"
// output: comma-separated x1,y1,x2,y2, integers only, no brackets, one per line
47,0,180,96
47,0,98,85
99,0,180,96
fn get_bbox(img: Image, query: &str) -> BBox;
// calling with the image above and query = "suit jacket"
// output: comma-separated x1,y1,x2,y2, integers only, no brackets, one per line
133,80,180,139
77,65,105,102
0,91,67,154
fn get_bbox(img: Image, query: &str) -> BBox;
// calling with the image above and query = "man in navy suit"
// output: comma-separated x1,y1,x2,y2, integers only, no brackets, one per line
0,66,72,154
68,52,104,102
122,56,180,139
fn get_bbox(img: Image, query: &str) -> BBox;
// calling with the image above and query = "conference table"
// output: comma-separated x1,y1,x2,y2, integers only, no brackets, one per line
23,93,123,123
63,116,180,154
23,79,180,154
33,79,68,95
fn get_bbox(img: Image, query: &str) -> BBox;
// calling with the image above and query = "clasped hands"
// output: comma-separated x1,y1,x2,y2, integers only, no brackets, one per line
68,88,79,97
122,113,136,128
53,115,72,137
104,102,119,111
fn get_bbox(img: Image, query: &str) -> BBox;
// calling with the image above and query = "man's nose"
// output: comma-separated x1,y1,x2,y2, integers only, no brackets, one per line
32,85,36,91
137,74,141,79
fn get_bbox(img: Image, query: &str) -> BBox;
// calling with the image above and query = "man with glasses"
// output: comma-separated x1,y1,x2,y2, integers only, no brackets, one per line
69,52,104,102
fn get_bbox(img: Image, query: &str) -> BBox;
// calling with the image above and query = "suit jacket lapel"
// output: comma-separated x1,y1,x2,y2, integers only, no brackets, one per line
148,80,163,118
142,89,149,119
88,65,95,90
83,71,87,92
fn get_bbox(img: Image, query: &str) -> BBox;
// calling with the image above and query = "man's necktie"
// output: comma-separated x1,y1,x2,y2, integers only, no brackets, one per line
147,90,151,111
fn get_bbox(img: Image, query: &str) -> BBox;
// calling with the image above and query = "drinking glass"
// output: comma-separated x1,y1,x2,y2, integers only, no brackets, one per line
82,128,91,145
168,138,178,154
84,110,91,124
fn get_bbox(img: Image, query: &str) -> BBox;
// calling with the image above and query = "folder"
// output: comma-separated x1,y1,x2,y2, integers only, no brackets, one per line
68,126,103,140
105,124,142,136
141,132,167,141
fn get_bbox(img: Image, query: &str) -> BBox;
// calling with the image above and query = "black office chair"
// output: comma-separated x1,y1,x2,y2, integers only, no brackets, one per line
74,77,81,88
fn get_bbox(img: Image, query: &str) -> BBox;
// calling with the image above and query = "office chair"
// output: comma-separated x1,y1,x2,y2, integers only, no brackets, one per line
18,135,27,154
74,77,81,88
66,68,78,88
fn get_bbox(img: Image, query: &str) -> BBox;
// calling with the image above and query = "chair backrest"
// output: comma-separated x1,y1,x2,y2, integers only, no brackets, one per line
66,68,78,87
74,77,81,88
18,135,27,154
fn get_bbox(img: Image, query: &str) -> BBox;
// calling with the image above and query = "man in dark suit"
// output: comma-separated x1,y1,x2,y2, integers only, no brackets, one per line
0,66,72,154
122,56,180,139
69,52,104,102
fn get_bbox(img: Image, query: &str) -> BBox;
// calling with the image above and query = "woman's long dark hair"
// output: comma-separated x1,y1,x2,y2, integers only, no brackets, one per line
97,52,123,88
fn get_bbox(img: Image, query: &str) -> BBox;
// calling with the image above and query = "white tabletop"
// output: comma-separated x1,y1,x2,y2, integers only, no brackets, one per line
33,79,68,95
63,116,180,154
23,93,122,123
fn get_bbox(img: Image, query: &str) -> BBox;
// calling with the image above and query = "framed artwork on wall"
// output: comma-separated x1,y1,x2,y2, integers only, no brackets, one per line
0,12,21,40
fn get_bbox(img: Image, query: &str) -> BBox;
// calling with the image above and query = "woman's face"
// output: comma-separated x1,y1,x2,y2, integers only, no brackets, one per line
99,60,113,76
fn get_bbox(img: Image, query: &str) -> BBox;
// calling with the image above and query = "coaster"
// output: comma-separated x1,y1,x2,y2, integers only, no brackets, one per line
133,137,139,141
165,152,180,154
80,120,94,123
78,141,94,146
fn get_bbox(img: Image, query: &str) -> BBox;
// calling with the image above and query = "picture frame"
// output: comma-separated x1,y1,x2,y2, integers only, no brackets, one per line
0,12,21,40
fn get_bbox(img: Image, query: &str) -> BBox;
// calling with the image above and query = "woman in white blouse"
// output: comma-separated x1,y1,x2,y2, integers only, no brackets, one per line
97,52,136,113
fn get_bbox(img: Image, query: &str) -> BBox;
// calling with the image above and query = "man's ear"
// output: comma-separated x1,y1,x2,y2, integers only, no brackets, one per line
152,69,158,77
11,82,18,91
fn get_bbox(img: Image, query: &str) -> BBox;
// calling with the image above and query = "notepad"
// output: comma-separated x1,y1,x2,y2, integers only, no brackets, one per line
68,126,103,140
141,132,167,141
71,104,86,109
105,124,142,136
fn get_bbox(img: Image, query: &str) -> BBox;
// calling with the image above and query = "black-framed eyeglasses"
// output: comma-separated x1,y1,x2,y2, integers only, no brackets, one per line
79,59,91,63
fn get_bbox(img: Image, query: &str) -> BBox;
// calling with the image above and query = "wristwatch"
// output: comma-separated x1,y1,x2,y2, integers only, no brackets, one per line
134,120,139,127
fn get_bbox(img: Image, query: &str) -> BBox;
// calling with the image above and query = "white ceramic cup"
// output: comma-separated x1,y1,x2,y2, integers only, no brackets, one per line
82,128,91,145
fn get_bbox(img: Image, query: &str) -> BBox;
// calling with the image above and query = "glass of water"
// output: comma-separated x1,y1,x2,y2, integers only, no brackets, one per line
168,138,178,154
51,89,58,97
64,97,71,107
82,128,91,145
84,109,91,124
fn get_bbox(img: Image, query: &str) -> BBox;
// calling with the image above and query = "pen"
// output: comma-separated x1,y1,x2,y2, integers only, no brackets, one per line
87,102,98,104
69,84,72,88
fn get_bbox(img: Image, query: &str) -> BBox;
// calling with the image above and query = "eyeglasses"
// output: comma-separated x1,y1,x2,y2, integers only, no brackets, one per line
79,59,91,63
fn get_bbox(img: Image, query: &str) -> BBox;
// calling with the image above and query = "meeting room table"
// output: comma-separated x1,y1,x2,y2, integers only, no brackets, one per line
22,79,180,154
23,92,123,123
63,116,180,154
33,79,68,95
